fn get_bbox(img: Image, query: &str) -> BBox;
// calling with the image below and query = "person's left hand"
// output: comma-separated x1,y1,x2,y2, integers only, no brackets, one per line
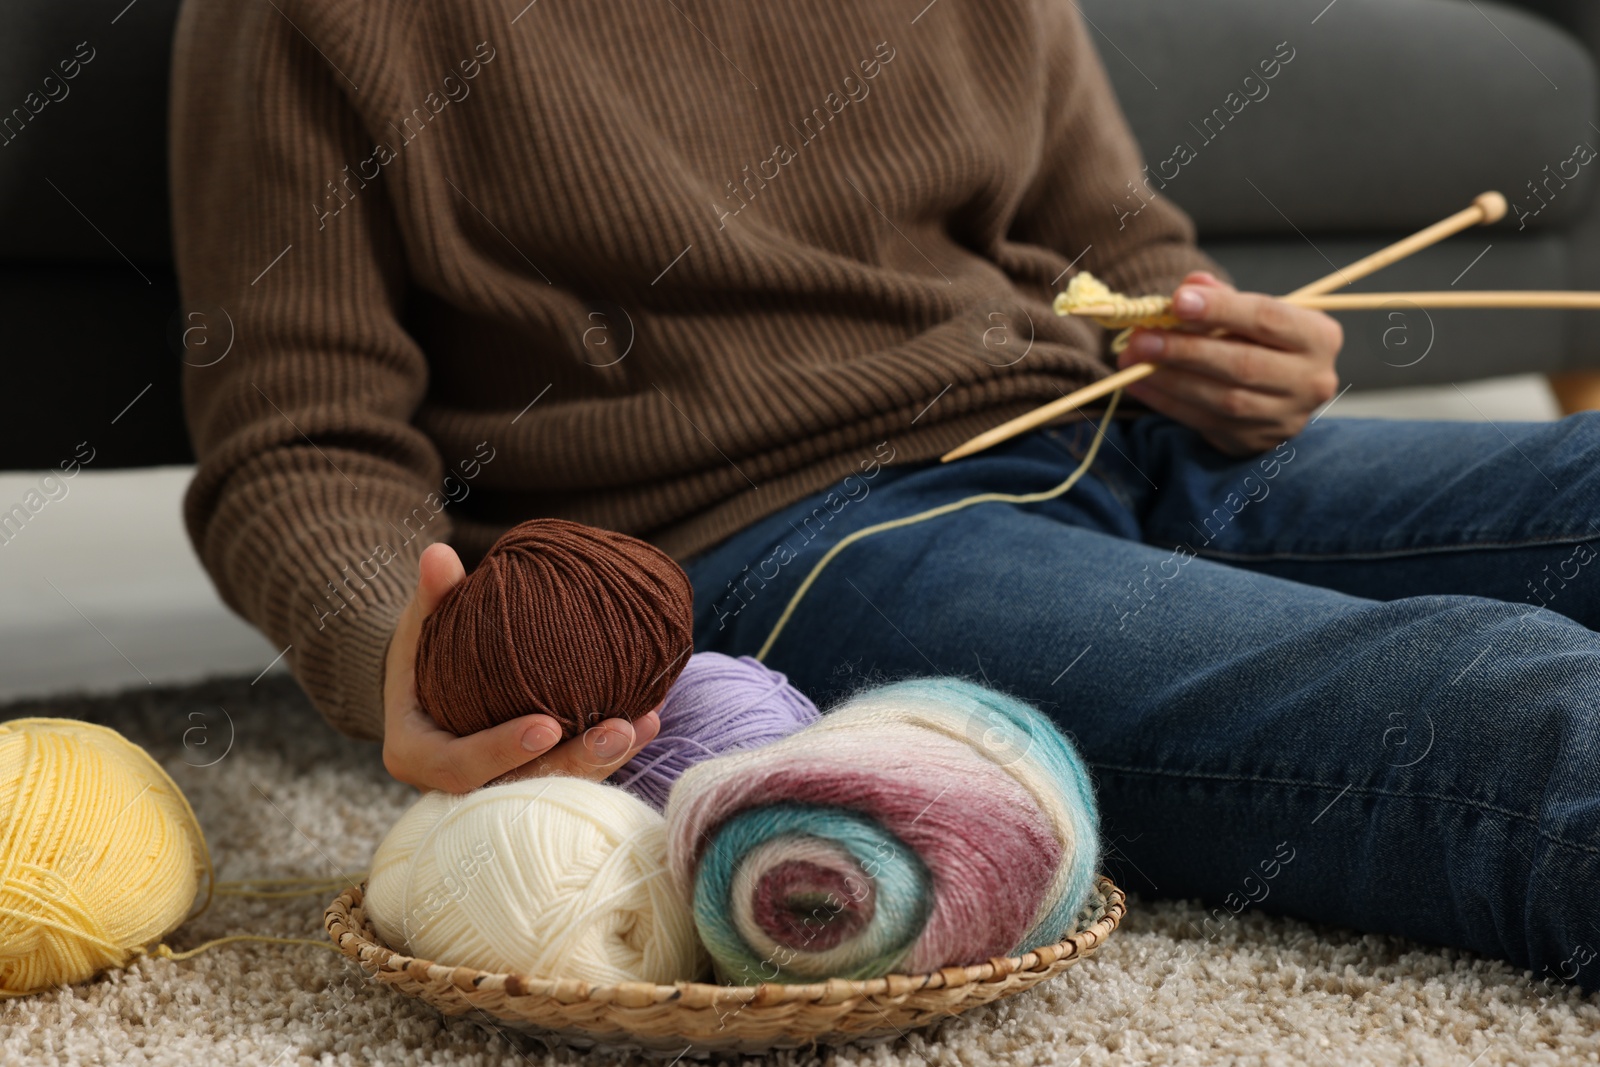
1116,271,1343,456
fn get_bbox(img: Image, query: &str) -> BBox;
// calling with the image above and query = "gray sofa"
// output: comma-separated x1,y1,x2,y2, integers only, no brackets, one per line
2,0,1597,470
1082,0,1600,390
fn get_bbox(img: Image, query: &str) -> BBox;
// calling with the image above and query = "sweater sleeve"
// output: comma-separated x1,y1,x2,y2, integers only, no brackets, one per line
1009,0,1226,312
170,0,442,740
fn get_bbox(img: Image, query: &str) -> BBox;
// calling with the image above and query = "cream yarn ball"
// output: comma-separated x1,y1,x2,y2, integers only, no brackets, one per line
364,777,706,986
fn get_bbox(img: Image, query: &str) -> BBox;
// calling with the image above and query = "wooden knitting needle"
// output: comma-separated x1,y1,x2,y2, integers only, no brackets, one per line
1287,191,1506,298
940,192,1508,463
1069,291,1600,314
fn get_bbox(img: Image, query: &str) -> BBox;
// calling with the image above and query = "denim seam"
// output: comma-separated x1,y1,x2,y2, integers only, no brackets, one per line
1089,761,1600,857
1042,426,1144,511
1191,531,1599,565
1043,427,1092,463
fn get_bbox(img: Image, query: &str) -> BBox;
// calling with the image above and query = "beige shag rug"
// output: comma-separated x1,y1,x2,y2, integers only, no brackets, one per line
3,676,1598,1066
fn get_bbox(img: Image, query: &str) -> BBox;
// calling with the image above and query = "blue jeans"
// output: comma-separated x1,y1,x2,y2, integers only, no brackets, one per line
682,414,1600,988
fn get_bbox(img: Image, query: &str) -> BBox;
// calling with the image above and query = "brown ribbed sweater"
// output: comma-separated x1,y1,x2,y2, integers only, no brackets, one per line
170,0,1217,740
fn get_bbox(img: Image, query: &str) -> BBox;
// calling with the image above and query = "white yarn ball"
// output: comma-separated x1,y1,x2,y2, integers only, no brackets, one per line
364,777,706,986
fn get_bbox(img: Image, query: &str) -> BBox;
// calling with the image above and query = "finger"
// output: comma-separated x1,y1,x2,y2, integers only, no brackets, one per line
521,717,640,781
1163,330,1339,409
1127,385,1270,457
1123,330,1304,398
630,709,662,753
406,712,564,793
1169,284,1325,353
598,712,662,781
1134,363,1299,425
383,604,425,716
584,712,659,771
384,545,467,727
1125,377,1264,458
417,542,467,616
581,717,641,769
1181,270,1229,290
1127,376,1296,456
1124,377,1231,440
385,619,421,708
494,710,662,787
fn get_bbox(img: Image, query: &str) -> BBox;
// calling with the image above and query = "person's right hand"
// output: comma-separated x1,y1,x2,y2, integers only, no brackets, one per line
381,541,662,794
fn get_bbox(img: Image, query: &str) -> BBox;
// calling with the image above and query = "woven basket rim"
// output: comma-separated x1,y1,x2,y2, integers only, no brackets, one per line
324,875,1125,1008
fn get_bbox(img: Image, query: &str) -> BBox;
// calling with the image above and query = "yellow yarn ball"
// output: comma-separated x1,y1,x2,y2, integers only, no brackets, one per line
365,777,707,986
0,718,210,996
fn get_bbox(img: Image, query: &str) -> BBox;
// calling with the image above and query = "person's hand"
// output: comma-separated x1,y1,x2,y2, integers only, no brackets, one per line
1116,271,1343,456
381,541,662,794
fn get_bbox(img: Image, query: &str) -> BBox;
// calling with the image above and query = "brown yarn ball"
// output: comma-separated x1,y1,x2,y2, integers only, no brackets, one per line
415,519,694,738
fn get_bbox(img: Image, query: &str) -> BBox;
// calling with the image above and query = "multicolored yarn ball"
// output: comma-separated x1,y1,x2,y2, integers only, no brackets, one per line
415,518,695,738
0,718,210,996
364,776,707,986
611,652,821,811
665,678,1099,983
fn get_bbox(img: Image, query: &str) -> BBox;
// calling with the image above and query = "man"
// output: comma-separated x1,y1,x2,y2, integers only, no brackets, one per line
171,0,1600,985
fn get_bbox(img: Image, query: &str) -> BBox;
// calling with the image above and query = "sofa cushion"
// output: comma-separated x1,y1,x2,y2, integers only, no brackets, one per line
1082,0,1600,235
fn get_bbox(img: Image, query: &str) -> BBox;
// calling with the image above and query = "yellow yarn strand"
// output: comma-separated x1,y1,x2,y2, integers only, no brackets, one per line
125,877,364,968
754,389,1123,661
137,935,342,962
214,874,368,898
217,874,365,888
125,876,365,967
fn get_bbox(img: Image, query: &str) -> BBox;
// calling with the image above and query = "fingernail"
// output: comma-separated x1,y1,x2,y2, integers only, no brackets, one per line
635,713,661,744
589,725,631,758
520,722,561,752
1173,288,1205,318
1130,331,1164,357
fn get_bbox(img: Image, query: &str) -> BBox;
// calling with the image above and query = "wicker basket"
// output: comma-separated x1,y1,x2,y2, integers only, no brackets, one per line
324,876,1125,1056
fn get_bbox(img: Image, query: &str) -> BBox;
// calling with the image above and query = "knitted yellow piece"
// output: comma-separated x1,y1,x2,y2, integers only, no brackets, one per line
1052,272,1179,353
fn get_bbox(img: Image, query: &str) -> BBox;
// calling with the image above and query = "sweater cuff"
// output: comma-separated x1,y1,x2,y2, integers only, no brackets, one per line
296,588,401,741
199,492,433,743
276,516,419,742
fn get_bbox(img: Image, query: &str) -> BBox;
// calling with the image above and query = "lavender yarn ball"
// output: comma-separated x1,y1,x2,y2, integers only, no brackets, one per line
613,652,820,810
